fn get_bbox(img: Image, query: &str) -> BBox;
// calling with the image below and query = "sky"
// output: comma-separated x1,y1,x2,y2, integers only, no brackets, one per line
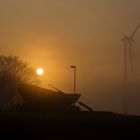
0,0,140,115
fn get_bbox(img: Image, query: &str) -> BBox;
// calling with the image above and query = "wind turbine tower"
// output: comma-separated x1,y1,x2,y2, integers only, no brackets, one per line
121,23,140,82
121,23,140,115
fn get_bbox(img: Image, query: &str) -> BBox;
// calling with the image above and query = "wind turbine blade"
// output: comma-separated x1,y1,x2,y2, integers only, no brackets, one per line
129,43,133,74
131,23,140,38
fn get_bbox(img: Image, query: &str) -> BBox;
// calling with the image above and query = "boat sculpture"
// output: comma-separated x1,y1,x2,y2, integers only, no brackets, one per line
17,84,81,112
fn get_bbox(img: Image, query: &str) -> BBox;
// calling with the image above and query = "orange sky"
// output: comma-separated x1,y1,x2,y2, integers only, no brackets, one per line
0,0,140,114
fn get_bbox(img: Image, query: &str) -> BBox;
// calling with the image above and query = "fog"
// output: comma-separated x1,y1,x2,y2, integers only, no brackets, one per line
0,0,140,114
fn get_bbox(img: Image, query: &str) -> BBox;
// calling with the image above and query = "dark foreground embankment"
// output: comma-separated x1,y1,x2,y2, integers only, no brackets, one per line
0,111,140,139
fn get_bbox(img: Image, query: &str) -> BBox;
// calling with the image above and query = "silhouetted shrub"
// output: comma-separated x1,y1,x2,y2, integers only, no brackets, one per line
0,55,38,110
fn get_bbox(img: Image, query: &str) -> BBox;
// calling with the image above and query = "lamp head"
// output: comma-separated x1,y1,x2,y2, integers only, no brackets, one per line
70,65,76,68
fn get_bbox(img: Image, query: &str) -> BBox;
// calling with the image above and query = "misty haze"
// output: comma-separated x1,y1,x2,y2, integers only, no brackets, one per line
0,0,140,139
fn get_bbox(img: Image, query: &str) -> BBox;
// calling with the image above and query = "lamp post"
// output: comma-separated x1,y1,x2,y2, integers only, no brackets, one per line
70,65,76,94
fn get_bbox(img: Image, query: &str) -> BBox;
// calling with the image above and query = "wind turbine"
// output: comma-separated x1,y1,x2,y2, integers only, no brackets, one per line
121,23,140,81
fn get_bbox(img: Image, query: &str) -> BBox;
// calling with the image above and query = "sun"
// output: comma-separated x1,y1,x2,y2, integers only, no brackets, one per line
36,68,44,75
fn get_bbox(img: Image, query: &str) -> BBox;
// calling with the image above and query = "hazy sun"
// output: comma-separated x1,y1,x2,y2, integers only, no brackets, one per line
36,68,44,75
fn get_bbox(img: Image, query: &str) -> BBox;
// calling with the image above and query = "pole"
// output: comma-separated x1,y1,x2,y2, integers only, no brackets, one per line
74,66,76,94
124,43,128,82
70,65,76,94
123,43,128,114
129,42,133,75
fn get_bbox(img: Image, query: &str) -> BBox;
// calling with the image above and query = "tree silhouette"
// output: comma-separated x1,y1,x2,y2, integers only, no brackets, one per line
0,55,38,110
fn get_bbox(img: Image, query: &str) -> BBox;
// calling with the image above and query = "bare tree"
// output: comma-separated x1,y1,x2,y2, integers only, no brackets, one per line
0,55,39,110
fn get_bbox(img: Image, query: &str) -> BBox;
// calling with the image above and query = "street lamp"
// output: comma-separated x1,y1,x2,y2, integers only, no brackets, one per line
70,65,76,94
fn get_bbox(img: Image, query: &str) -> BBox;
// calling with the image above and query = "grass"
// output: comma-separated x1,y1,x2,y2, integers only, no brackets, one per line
0,111,140,139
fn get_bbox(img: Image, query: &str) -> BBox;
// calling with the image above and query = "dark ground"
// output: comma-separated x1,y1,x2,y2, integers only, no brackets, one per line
0,111,140,139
